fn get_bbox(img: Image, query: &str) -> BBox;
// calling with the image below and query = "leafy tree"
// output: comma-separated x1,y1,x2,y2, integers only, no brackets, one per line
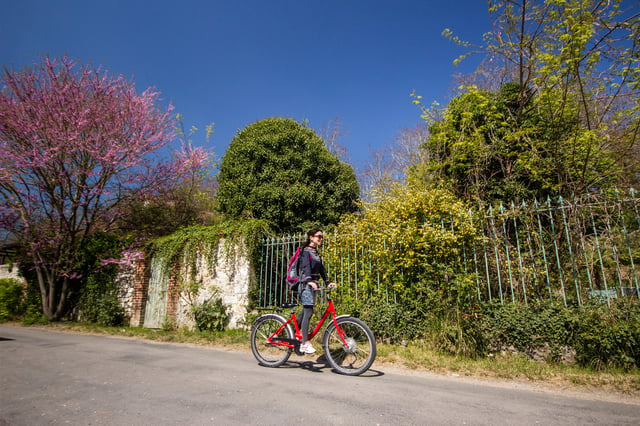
414,82,622,203
414,0,640,203
446,0,639,110
116,116,220,239
73,232,125,325
0,55,209,320
217,118,359,233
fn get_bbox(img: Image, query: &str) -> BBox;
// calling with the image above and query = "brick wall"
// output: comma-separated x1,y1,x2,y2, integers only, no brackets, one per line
117,258,151,327
0,264,25,283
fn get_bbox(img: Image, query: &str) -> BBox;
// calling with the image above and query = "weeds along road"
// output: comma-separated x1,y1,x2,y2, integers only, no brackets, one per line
1,325,639,425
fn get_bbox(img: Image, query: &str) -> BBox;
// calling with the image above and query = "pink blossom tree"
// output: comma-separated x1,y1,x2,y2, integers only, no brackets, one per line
0,55,209,320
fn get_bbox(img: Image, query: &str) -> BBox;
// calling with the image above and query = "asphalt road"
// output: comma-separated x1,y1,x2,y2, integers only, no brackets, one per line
1,325,639,425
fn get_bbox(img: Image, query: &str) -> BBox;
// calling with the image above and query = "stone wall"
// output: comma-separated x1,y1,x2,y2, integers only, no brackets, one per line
0,264,25,283
117,238,254,330
170,242,253,330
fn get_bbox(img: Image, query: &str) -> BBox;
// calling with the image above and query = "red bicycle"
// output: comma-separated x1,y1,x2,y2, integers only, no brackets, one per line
250,288,376,376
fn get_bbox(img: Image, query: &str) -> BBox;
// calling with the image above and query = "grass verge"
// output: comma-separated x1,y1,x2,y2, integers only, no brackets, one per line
376,341,640,397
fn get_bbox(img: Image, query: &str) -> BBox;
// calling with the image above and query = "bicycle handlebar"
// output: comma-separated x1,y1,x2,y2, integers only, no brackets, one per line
313,286,337,292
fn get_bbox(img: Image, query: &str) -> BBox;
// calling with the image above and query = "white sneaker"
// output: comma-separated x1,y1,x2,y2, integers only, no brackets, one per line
300,342,316,354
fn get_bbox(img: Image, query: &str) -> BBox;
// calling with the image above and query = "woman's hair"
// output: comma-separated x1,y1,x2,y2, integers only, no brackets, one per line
302,228,323,249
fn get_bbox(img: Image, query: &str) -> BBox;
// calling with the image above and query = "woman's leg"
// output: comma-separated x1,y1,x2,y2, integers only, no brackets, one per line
300,305,314,342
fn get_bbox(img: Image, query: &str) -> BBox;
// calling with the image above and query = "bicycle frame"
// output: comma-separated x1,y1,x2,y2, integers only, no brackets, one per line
268,294,351,352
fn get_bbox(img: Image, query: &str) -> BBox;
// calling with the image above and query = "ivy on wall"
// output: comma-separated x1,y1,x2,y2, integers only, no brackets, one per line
146,219,271,289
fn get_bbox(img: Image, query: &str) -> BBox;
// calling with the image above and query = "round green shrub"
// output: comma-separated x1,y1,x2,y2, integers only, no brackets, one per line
0,278,25,321
192,298,229,332
217,117,359,233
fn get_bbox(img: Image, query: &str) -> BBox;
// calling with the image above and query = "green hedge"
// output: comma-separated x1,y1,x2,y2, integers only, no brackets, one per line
470,300,640,369
0,278,25,321
342,296,640,370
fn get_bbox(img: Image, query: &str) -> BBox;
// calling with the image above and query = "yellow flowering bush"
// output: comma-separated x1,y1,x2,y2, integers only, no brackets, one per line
327,183,482,307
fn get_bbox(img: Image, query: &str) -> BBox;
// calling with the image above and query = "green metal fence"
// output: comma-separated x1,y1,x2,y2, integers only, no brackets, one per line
257,190,640,308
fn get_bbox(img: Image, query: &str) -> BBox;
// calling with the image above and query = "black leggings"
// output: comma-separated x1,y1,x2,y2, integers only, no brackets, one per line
298,305,314,341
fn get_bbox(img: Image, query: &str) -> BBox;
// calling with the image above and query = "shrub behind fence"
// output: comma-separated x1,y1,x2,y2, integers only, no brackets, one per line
257,190,640,309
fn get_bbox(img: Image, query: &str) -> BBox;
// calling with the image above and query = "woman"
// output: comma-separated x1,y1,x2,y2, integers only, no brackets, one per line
298,228,336,354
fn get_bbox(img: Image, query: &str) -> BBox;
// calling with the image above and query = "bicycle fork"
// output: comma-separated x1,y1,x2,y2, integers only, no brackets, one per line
325,314,354,350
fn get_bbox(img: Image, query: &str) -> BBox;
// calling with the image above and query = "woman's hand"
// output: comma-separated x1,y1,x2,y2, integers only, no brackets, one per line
308,281,319,290
328,282,337,289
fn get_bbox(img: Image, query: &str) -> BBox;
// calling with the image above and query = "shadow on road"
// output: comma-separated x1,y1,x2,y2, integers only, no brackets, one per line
276,357,384,377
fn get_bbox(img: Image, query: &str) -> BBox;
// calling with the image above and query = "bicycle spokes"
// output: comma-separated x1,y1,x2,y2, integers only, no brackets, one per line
323,318,376,375
251,314,294,368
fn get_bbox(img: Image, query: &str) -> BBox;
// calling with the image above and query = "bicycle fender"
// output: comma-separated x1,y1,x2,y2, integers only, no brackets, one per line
322,314,353,342
256,313,288,324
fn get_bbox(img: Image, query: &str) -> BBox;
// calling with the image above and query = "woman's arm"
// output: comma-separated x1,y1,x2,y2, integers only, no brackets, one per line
319,261,329,285
301,247,313,283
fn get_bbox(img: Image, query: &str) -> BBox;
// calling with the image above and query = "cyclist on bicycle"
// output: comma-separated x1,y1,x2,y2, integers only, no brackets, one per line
298,228,336,354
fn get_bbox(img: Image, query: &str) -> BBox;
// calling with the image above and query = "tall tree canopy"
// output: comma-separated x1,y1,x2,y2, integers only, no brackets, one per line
414,0,640,203
0,55,208,320
416,83,622,203
217,118,359,233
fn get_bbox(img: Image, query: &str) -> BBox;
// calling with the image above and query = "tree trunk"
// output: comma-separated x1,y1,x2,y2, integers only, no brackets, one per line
35,265,68,321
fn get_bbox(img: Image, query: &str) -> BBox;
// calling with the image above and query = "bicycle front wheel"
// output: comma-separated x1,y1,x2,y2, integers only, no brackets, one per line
250,314,293,367
323,317,376,375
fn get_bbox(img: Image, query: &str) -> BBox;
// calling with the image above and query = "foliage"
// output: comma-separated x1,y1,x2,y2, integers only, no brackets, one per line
217,117,360,234
73,232,126,322
20,305,48,325
192,297,229,332
341,294,639,369
338,292,482,357
0,278,25,321
412,83,623,204
469,300,640,370
0,277,45,324
340,295,434,343
94,294,126,327
421,0,640,203
116,115,220,239
162,315,179,332
572,300,640,370
472,301,577,360
331,182,481,305
148,219,271,280
0,55,210,321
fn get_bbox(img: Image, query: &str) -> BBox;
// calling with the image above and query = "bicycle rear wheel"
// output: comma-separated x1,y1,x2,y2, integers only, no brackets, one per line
323,317,376,375
250,314,293,367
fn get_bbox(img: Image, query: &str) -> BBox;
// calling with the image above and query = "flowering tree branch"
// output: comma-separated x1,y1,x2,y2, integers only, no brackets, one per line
0,55,209,320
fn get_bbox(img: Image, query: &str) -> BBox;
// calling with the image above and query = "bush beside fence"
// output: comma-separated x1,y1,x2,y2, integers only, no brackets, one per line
258,191,640,310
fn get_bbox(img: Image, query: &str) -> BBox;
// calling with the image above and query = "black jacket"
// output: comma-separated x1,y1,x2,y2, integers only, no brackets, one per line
301,246,329,285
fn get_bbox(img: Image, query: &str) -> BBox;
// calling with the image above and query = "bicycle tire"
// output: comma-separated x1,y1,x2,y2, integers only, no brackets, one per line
250,314,294,367
322,317,376,376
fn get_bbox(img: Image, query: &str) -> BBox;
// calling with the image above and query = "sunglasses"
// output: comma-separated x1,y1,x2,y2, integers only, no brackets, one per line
314,234,324,239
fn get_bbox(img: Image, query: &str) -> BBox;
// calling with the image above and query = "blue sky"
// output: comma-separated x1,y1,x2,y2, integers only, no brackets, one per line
2,0,490,171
